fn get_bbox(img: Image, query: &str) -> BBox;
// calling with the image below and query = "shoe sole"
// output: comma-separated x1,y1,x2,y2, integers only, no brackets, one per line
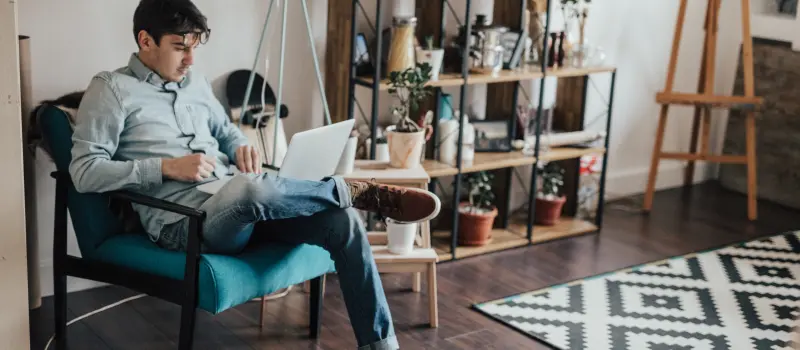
393,187,441,224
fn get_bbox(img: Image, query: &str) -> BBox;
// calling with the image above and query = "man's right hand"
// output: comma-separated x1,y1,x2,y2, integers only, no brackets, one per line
162,154,217,182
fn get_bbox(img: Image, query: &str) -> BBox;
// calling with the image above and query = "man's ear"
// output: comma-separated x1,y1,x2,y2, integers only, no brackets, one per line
137,30,157,51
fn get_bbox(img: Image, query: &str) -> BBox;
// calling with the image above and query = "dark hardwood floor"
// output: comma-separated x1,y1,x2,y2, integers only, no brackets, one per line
29,182,800,349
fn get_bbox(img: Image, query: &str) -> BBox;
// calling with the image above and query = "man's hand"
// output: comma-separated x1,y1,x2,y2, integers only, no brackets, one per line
235,145,261,174
162,154,217,182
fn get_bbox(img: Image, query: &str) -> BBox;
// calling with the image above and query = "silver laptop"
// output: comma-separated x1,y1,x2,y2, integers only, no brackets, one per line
197,119,355,194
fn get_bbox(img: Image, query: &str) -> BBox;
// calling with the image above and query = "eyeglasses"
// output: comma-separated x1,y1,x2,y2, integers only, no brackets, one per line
179,29,211,47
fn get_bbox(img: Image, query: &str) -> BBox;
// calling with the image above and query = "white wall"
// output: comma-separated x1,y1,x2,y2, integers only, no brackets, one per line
18,0,329,295
0,0,31,349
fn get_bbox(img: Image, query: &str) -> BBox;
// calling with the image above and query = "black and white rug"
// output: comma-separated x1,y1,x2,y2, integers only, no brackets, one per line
473,231,800,350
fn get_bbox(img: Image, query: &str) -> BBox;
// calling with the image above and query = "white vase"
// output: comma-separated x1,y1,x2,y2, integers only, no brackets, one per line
387,129,425,168
416,48,444,81
386,218,417,255
375,143,390,161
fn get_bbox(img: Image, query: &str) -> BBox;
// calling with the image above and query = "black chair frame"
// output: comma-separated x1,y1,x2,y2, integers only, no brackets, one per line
50,172,325,350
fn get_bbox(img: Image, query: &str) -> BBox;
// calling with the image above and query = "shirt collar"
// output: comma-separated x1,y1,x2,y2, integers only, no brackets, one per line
128,53,186,89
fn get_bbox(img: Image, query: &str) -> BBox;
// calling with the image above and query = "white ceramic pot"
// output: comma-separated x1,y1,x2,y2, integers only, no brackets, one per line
416,48,444,81
375,143,390,162
387,129,426,168
386,218,417,255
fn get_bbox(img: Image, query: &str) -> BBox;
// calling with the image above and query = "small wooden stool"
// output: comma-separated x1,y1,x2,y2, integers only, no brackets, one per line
644,0,764,220
345,160,439,328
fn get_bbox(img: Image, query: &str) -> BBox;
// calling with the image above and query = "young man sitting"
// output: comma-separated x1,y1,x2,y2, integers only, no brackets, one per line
69,1,439,349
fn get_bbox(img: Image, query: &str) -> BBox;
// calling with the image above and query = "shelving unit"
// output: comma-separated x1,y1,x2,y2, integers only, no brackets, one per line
345,0,617,262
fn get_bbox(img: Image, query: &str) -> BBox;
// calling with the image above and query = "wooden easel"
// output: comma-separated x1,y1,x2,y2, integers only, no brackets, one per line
643,0,763,220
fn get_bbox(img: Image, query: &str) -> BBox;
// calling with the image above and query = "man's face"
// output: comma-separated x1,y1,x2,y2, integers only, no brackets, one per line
138,32,204,82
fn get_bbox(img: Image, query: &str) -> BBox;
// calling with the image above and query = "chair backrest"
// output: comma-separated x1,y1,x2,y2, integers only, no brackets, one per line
36,104,125,258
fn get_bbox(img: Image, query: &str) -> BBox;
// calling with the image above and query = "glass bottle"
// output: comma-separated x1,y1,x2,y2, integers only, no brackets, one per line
386,16,417,76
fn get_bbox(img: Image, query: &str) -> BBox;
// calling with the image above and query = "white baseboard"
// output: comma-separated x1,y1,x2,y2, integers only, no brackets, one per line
38,259,107,298
605,161,711,200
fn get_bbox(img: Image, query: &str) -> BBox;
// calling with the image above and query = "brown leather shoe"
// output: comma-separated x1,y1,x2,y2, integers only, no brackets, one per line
347,180,441,223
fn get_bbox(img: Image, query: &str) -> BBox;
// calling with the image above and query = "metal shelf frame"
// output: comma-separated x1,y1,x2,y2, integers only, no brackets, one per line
345,0,618,262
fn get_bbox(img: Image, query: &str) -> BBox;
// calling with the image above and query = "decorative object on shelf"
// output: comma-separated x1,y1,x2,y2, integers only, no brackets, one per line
386,16,418,77
374,136,390,162
472,119,512,152
457,14,509,74
386,218,418,255
458,171,497,246
576,154,601,221
386,62,434,168
535,162,566,226
416,36,444,81
520,103,554,156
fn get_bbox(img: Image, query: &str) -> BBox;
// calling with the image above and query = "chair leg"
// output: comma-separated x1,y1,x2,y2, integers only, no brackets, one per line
54,271,67,350
309,275,325,339
259,296,266,329
427,264,438,328
179,303,198,350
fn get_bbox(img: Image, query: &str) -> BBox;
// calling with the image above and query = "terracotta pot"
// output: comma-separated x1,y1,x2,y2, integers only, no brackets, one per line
387,129,426,168
457,203,498,246
535,196,566,226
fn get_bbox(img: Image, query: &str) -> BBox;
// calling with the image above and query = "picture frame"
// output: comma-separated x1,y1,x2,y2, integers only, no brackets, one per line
472,119,512,152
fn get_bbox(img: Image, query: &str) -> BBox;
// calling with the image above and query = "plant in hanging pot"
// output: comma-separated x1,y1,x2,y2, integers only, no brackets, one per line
535,162,566,226
457,171,498,246
386,62,435,168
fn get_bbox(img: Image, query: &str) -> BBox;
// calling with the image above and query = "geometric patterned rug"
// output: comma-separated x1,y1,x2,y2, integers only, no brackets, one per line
473,231,800,350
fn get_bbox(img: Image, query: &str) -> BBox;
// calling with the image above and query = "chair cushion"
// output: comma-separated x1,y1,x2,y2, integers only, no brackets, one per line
93,233,336,314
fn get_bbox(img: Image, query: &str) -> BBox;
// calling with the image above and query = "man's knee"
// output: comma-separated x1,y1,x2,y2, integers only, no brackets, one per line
222,175,276,213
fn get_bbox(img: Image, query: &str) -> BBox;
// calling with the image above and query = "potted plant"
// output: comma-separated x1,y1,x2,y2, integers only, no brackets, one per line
416,35,444,81
386,62,435,168
457,171,498,246
535,162,566,225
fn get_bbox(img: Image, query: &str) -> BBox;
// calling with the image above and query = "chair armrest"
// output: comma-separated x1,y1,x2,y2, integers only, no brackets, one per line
109,191,205,219
49,171,205,219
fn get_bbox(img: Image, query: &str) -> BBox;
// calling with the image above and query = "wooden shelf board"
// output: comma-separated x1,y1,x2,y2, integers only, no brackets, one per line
355,65,616,91
538,147,606,162
432,229,529,261
423,151,536,178
422,147,604,178
507,216,598,244
546,66,616,78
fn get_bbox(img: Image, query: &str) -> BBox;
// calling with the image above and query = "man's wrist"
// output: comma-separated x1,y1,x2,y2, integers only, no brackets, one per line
139,157,164,186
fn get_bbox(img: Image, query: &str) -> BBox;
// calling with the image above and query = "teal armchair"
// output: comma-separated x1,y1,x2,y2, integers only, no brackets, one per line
36,104,336,350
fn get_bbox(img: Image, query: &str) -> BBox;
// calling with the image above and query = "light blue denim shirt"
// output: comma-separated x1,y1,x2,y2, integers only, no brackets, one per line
69,53,250,242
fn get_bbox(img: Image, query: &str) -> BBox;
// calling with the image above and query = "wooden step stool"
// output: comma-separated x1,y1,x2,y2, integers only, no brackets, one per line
643,0,764,220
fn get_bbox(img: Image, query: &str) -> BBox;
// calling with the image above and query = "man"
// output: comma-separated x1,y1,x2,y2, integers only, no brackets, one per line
69,0,440,349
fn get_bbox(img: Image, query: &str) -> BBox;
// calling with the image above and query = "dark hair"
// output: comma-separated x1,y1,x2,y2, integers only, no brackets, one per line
133,0,210,47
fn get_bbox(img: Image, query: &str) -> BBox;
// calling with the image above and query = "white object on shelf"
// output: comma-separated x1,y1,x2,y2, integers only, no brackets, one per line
524,130,605,153
416,47,445,81
386,218,417,255
375,143,390,161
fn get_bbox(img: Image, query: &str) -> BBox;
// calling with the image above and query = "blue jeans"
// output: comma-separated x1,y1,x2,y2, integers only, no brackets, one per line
158,173,399,350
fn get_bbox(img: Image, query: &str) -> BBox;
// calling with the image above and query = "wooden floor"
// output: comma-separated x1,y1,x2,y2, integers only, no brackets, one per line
29,182,800,349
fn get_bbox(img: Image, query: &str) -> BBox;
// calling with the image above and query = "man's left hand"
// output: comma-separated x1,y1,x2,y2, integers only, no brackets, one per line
235,145,261,174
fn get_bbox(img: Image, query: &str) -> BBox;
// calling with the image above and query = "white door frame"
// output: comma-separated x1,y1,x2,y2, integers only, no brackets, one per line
0,0,31,349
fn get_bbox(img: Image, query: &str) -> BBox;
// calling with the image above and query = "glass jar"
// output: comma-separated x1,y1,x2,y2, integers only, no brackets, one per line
387,16,417,76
